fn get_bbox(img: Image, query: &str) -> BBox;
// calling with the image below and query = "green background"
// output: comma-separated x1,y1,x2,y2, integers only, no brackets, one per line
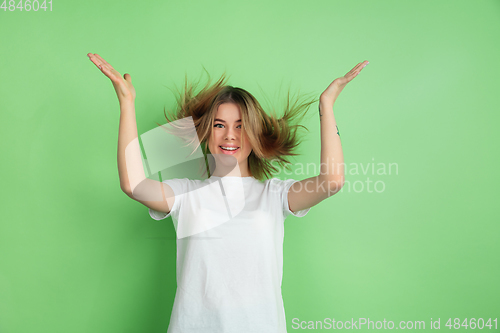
1,0,499,332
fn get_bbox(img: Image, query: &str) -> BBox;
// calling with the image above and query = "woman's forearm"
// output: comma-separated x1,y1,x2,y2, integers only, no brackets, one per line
312,60,368,193
318,101,345,187
117,100,146,194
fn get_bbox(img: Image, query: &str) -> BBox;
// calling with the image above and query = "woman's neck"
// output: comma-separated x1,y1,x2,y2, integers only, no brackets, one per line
211,165,252,177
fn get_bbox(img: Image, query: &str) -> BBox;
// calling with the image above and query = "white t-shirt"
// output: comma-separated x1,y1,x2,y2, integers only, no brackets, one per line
149,176,310,333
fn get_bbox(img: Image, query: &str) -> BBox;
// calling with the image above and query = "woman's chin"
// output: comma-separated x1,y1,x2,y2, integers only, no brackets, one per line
213,154,238,164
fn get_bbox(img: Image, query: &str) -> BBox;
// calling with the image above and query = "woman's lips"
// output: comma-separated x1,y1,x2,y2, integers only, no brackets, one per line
219,146,240,155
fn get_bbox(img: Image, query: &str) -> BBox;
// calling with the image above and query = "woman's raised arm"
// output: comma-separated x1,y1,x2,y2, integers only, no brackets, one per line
287,60,369,214
87,53,175,214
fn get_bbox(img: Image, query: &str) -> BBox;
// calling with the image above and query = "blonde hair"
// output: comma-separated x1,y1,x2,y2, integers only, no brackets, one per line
158,68,318,182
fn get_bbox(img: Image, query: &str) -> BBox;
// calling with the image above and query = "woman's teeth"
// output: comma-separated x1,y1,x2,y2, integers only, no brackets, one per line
219,146,239,154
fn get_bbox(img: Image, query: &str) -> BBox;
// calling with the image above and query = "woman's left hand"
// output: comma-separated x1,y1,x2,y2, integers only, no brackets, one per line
320,60,369,106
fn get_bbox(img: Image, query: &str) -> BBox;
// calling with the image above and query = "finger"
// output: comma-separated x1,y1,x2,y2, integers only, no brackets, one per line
345,62,361,76
88,54,100,67
353,62,364,72
94,53,113,68
91,57,109,75
88,54,105,71
100,64,109,74
358,61,369,70
345,65,360,77
353,61,369,76
124,73,132,82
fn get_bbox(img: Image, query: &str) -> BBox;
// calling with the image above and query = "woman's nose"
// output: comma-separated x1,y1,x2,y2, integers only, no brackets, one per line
224,127,237,140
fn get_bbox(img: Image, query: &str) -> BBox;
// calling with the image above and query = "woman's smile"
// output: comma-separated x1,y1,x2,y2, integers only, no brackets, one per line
219,145,240,155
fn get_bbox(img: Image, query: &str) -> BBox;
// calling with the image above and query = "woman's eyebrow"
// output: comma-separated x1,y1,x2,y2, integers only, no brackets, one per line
214,118,241,122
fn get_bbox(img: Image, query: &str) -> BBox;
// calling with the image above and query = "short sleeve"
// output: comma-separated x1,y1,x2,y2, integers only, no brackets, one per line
279,178,311,219
148,178,186,221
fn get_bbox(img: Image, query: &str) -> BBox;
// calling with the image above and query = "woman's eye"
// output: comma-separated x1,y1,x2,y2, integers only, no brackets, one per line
214,124,241,129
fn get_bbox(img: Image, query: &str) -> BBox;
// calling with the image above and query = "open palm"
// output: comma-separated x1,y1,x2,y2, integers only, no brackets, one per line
87,53,136,103
320,60,369,105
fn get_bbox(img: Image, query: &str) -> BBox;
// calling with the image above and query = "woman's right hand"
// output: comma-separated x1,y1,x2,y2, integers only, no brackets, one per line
87,53,136,103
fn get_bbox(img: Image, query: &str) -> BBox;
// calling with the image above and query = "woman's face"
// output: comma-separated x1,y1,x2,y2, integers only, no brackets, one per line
207,102,253,175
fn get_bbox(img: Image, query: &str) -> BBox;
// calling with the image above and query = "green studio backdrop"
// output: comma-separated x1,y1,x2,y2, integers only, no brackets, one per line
1,0,499,332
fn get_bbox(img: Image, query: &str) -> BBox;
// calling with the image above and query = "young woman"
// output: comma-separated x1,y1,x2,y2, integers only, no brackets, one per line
87,53,368,333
